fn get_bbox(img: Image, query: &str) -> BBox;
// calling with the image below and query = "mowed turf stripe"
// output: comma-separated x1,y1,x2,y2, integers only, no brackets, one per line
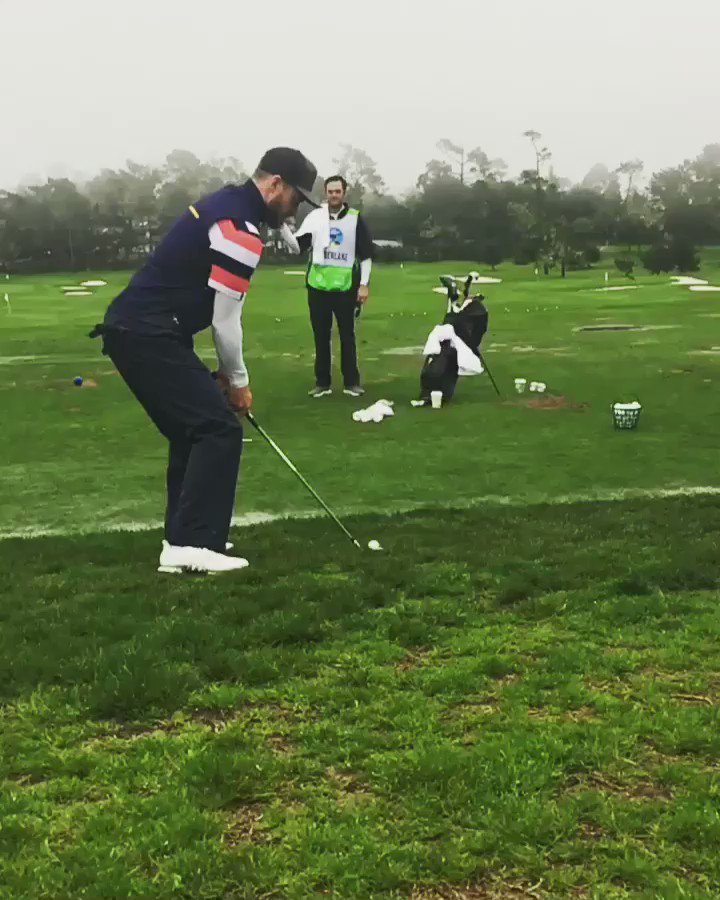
2,483,719,540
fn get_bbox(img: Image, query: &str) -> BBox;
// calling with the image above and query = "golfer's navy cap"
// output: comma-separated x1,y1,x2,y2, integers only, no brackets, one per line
259,147,320,207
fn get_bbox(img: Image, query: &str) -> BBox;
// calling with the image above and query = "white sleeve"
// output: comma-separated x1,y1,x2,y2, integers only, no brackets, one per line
360,259,372,286
279,221,301,254
212,291,248,388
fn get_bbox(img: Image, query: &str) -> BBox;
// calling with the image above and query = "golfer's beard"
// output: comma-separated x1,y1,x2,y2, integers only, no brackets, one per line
264,200,284,228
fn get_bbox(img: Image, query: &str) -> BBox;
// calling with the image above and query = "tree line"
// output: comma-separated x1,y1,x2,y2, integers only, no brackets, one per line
1,136,719,275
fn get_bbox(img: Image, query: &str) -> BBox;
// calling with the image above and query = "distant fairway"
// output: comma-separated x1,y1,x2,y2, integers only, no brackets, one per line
3,256,720,537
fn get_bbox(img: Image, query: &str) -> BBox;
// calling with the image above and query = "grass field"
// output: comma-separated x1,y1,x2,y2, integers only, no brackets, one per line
4,257,720,536
2,259,720,898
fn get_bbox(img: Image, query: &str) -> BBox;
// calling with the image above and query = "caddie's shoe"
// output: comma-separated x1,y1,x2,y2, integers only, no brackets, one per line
308,386,332,398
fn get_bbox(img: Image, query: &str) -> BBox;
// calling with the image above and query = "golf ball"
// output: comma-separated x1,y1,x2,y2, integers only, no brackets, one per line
367,539,382,551
73,376,83,386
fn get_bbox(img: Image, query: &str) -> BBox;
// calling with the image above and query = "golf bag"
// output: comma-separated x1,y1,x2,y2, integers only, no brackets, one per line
418,274,489,403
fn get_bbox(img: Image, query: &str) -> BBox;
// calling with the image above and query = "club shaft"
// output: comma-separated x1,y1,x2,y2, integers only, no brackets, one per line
246,413,362,549
479,352,501,397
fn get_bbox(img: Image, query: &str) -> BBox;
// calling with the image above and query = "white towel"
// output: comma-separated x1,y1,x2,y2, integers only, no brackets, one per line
422,324,484,376
295,205,331,265
352,400,395,423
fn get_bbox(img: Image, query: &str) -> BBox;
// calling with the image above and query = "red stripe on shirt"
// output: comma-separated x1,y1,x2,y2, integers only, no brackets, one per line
210,265,250,294
218,220,264,257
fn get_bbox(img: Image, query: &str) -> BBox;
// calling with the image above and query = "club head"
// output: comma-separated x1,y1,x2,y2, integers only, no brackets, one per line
439,275,458,300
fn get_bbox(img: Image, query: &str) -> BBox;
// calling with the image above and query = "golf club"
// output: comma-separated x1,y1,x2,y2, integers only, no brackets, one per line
479,351,502,397
245,412,364,550
463,275,501,397
439,274,459,305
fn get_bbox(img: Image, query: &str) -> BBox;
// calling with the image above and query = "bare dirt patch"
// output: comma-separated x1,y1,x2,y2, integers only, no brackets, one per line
566,771,672,802
223,804,269,846
407,879,544,899
509,395,591,411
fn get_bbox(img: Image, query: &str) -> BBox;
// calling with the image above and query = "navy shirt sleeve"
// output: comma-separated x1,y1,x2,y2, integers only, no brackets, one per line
296,232,313,253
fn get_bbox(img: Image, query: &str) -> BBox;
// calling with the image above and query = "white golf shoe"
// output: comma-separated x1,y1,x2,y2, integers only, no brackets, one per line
158,541,249,575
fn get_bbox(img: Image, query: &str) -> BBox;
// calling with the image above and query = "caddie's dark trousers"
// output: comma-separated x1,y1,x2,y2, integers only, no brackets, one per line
308,288,360,388
99,328,243,552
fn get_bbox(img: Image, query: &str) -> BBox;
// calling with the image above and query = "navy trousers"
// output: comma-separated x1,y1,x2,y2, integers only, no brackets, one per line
100,329,244,552
307,288,361,388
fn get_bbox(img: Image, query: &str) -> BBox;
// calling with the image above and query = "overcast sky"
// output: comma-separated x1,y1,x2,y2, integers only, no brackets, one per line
2,0,719,194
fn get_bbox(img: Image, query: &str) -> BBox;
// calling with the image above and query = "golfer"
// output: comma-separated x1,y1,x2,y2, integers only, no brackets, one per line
293,175,374,398
90,148,319,574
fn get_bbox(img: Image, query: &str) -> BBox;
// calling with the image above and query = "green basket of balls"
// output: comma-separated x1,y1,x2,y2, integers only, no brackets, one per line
612,401,642,430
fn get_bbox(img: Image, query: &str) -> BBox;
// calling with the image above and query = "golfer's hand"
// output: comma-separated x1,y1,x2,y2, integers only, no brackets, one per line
226,385,253,416
357,286,369,305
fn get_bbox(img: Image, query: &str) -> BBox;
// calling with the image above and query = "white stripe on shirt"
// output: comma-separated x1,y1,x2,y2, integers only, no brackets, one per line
208,277,245,300
209,222,262,270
